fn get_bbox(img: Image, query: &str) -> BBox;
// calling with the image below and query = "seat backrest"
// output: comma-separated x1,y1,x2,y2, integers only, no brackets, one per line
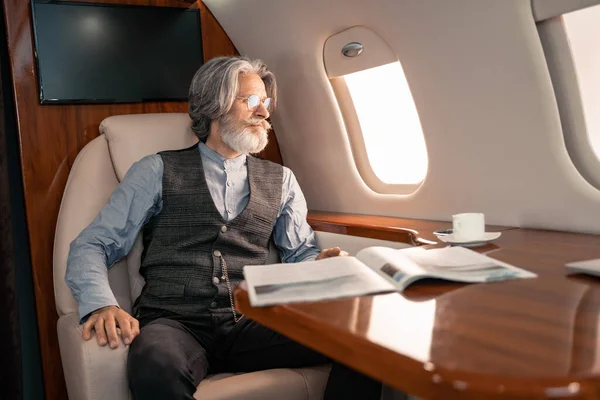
53,113,198,317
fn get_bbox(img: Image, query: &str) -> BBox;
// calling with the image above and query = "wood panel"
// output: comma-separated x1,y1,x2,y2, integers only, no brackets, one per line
308,210,516,245
236,228,600,399
1,1,278,398
0,29,22,400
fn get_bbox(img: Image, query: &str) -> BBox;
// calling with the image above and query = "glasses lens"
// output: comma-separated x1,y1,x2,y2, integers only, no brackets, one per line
247,94,260,109
264,98,272,112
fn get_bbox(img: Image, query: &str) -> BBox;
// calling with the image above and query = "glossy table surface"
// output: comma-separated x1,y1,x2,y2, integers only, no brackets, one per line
235,228,600,399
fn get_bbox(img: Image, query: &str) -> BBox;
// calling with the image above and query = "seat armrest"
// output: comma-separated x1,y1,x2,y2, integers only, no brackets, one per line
57,312,130,400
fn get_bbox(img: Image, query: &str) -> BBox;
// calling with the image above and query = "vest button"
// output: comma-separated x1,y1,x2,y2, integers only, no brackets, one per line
213,250,221,257
212,277,219,284
210,302,217,308
221,225,227,233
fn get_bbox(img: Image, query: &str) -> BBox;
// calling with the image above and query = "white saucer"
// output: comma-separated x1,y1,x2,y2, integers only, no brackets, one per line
438,232,501,247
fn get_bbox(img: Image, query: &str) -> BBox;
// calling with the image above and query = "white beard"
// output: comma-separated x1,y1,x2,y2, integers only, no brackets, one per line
219,115,271,154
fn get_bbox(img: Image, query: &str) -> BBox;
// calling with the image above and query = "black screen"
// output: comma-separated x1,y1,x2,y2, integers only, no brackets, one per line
31,1,203,104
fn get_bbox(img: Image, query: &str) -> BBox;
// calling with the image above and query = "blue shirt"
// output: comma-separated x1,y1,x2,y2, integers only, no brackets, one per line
66,142,321,320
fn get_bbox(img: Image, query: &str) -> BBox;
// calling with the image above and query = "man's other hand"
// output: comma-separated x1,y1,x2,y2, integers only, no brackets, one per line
82,305,140,349
316,247,349,260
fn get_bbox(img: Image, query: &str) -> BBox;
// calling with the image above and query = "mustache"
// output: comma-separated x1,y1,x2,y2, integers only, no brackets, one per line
245,118,271,131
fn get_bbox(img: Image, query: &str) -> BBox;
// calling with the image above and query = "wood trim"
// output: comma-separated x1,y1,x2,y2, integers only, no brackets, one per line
308,210,516,245
199,1,236,60
0,26,22,399
308,219,427,246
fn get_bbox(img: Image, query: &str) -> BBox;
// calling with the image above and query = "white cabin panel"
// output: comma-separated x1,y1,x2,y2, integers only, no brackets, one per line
205,0,600,233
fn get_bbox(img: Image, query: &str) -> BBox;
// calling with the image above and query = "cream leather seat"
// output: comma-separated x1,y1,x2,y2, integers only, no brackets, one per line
53,113,330,400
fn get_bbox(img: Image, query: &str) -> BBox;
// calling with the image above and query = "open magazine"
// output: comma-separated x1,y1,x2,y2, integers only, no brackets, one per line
243,246,537,307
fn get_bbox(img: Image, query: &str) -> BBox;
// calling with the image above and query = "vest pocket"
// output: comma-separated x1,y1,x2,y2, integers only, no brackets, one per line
143,279,187,298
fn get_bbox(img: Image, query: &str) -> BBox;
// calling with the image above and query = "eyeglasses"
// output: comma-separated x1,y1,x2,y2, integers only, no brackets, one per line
237,94,273,112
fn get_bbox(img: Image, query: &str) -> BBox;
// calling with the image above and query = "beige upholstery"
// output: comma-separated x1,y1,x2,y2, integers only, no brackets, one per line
53,113,330,400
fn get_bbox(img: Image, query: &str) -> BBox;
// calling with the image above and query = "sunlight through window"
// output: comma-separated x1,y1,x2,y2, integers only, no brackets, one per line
564,5,600,160
344,62,428,185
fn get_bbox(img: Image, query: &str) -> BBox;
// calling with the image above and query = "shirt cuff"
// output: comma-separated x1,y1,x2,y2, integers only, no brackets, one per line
78,299,120,324
295,248,321,263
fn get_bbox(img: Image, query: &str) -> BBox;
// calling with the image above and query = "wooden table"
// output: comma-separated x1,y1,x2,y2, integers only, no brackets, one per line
235,228,600,399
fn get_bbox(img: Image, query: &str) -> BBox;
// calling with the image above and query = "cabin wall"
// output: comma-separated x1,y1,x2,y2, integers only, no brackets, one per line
1,1,265,398
206,0,600,234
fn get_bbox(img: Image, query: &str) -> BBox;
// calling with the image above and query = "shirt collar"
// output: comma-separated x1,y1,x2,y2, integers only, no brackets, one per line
198,142,247,168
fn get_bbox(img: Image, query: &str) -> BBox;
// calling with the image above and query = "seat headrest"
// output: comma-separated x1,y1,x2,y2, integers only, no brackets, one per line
100,113,199,181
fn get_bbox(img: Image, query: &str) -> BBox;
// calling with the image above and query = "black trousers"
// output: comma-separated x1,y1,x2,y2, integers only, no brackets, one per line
127,311,382,400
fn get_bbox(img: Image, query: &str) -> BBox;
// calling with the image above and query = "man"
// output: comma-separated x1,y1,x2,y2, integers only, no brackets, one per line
66,56,382,399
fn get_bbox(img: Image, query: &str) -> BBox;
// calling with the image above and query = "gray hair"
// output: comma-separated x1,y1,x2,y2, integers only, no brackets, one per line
188,56,277,140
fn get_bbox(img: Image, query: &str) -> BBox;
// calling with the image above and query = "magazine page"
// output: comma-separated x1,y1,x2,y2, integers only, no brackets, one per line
356,246,537,291
243,256,396,307
355,247,426,290
400,246,537,282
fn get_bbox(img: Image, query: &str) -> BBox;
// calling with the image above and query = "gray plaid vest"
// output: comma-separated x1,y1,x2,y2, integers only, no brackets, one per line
134,145,283,317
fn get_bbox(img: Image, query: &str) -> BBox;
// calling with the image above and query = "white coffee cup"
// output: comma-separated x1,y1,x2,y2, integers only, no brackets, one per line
452,213,485,241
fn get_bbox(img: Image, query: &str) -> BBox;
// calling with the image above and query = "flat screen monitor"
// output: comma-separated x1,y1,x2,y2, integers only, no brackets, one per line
31,1,203,104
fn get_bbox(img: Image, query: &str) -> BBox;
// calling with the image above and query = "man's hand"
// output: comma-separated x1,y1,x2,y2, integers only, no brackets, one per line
82,305,140,349
316,247,349,260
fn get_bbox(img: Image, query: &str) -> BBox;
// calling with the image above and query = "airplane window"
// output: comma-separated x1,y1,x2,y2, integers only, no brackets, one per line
342,62,428,185
563,5,600,160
